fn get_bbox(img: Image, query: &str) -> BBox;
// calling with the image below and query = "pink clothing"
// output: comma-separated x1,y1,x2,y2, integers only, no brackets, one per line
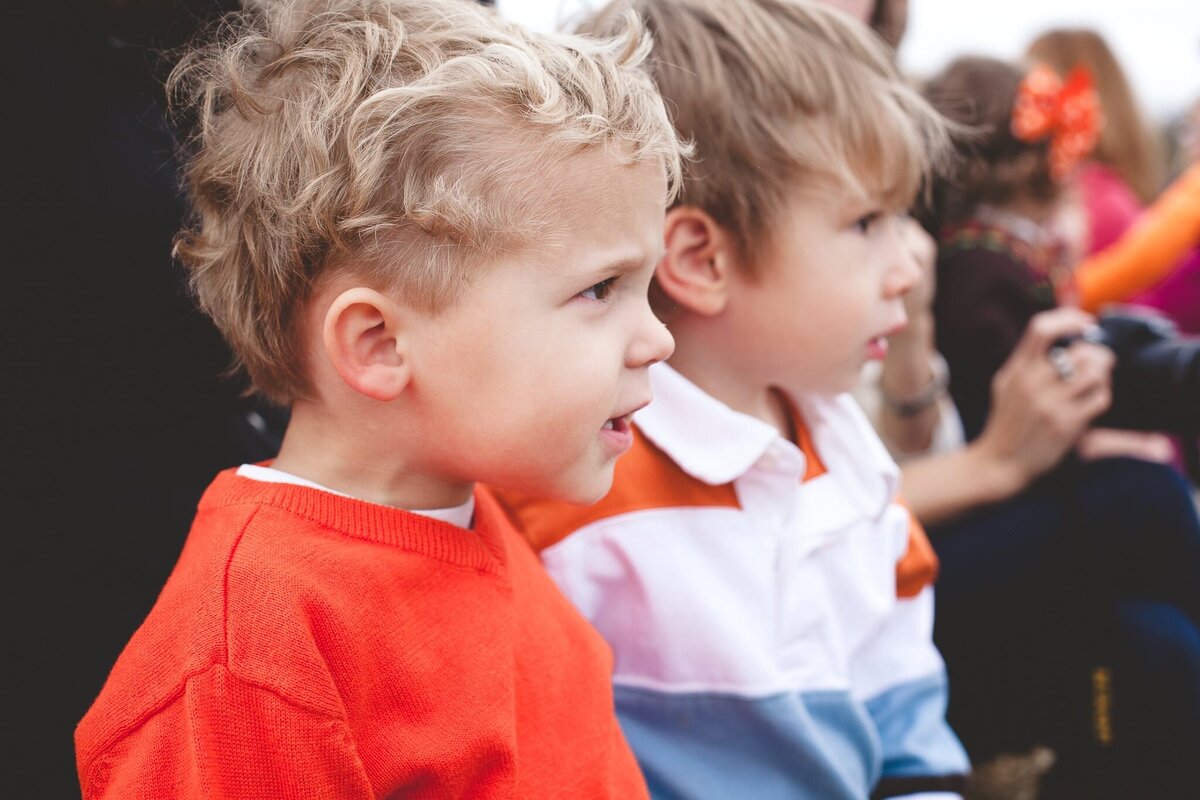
1079,162,1143,255
1131,248,1200,334
1079,161,1200,334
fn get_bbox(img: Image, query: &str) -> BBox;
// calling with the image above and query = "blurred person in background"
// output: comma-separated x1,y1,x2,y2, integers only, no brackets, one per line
1173,97,1200,171
1026,28,1166,254
918,53,1200,800
1028,29,1200,336
814,4,1200,796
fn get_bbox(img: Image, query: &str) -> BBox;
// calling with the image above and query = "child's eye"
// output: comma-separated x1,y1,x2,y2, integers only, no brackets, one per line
579,277,617,302
853,212,882,234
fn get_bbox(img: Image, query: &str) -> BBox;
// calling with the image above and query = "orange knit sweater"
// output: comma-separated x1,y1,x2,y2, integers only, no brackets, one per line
75,470,647,799
1076,163,1200,312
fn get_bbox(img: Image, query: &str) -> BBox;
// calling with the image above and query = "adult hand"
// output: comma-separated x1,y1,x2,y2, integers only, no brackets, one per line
974,307,1114,488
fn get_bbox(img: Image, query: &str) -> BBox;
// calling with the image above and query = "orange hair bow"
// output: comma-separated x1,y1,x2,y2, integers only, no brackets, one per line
1010,64,1104,180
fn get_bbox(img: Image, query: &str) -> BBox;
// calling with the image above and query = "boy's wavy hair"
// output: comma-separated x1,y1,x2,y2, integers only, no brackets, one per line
578,0,953,276
921,55,1058,229
169,0,683,404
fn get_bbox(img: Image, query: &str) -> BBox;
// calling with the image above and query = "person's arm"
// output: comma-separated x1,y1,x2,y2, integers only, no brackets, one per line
902,308,1114,526
1075,162,1200,311
897,438,1027,526
78,665,373,800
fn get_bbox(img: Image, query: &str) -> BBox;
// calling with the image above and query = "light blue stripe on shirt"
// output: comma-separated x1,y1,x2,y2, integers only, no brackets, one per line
864,669,969,779
614,684,882,800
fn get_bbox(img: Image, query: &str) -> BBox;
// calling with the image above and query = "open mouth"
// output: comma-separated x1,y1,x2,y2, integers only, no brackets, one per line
866,320,907,359
602,415,631,433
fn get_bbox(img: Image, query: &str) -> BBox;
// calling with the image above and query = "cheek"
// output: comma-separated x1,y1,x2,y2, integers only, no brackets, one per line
465,314,623,433
799,286,871,340
482,366,603,443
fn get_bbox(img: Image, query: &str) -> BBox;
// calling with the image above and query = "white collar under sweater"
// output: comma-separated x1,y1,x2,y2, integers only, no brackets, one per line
237,464,476,529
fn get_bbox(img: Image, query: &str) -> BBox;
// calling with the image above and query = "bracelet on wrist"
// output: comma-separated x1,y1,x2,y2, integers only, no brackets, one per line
881,352,950,417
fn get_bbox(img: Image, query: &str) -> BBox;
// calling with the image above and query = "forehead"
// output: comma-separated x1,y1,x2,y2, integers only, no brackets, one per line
800,125,920,212
770,165,901,238
524,144,668,262
765,186,864,243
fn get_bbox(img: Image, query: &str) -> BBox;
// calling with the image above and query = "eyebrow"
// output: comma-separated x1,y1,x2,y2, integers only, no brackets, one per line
581,251,663,282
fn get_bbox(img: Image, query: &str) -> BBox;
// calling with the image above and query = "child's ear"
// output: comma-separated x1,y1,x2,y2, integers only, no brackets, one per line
659,206,736,316
322,288,411,402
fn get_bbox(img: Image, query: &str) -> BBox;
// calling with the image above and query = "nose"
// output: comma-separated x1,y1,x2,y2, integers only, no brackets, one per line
627,302,675,368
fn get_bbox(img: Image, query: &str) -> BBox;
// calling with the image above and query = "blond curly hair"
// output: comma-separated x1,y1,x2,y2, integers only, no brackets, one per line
169,0,683,403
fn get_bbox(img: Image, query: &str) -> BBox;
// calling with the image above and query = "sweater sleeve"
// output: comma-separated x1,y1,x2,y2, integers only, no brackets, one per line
1076,162,1200,312
80,664,374,800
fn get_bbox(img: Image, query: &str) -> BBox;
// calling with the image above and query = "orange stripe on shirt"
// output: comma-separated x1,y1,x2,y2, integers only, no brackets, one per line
894,497,940,599
490,425,740,553
782,393,828,482
494,402,937,599
791,400,937,599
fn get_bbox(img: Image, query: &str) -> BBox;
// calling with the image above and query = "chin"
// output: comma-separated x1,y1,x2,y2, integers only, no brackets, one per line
554,467,616,506
492,459,615,506
559,481,612,507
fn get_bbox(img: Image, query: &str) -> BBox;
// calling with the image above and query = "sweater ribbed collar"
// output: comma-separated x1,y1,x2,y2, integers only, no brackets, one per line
199,469,510,575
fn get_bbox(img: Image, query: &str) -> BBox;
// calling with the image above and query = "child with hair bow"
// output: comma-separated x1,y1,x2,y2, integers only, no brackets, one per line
1027,29,1200,334
921,55,1154,454
916,55,1200,799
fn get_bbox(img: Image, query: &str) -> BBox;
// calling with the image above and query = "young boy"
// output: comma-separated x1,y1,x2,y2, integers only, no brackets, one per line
493,1,970,798
74,1,682,797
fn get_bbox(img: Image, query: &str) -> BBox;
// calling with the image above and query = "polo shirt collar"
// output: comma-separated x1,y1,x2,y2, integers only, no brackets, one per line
635,362,794,485
791,391,900,523
634,363,899,521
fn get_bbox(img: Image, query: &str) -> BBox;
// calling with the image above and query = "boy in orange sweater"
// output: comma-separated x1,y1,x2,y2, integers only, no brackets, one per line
74,1,680,797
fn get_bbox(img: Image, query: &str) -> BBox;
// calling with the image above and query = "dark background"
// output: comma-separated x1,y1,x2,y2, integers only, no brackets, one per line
5,2,258,795
4,2,494,794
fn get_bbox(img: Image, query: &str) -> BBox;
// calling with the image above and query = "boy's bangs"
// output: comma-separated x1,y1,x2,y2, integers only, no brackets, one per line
810,92,932,212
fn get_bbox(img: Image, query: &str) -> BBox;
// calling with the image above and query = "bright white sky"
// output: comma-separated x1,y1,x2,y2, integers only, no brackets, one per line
498,0,1200,122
